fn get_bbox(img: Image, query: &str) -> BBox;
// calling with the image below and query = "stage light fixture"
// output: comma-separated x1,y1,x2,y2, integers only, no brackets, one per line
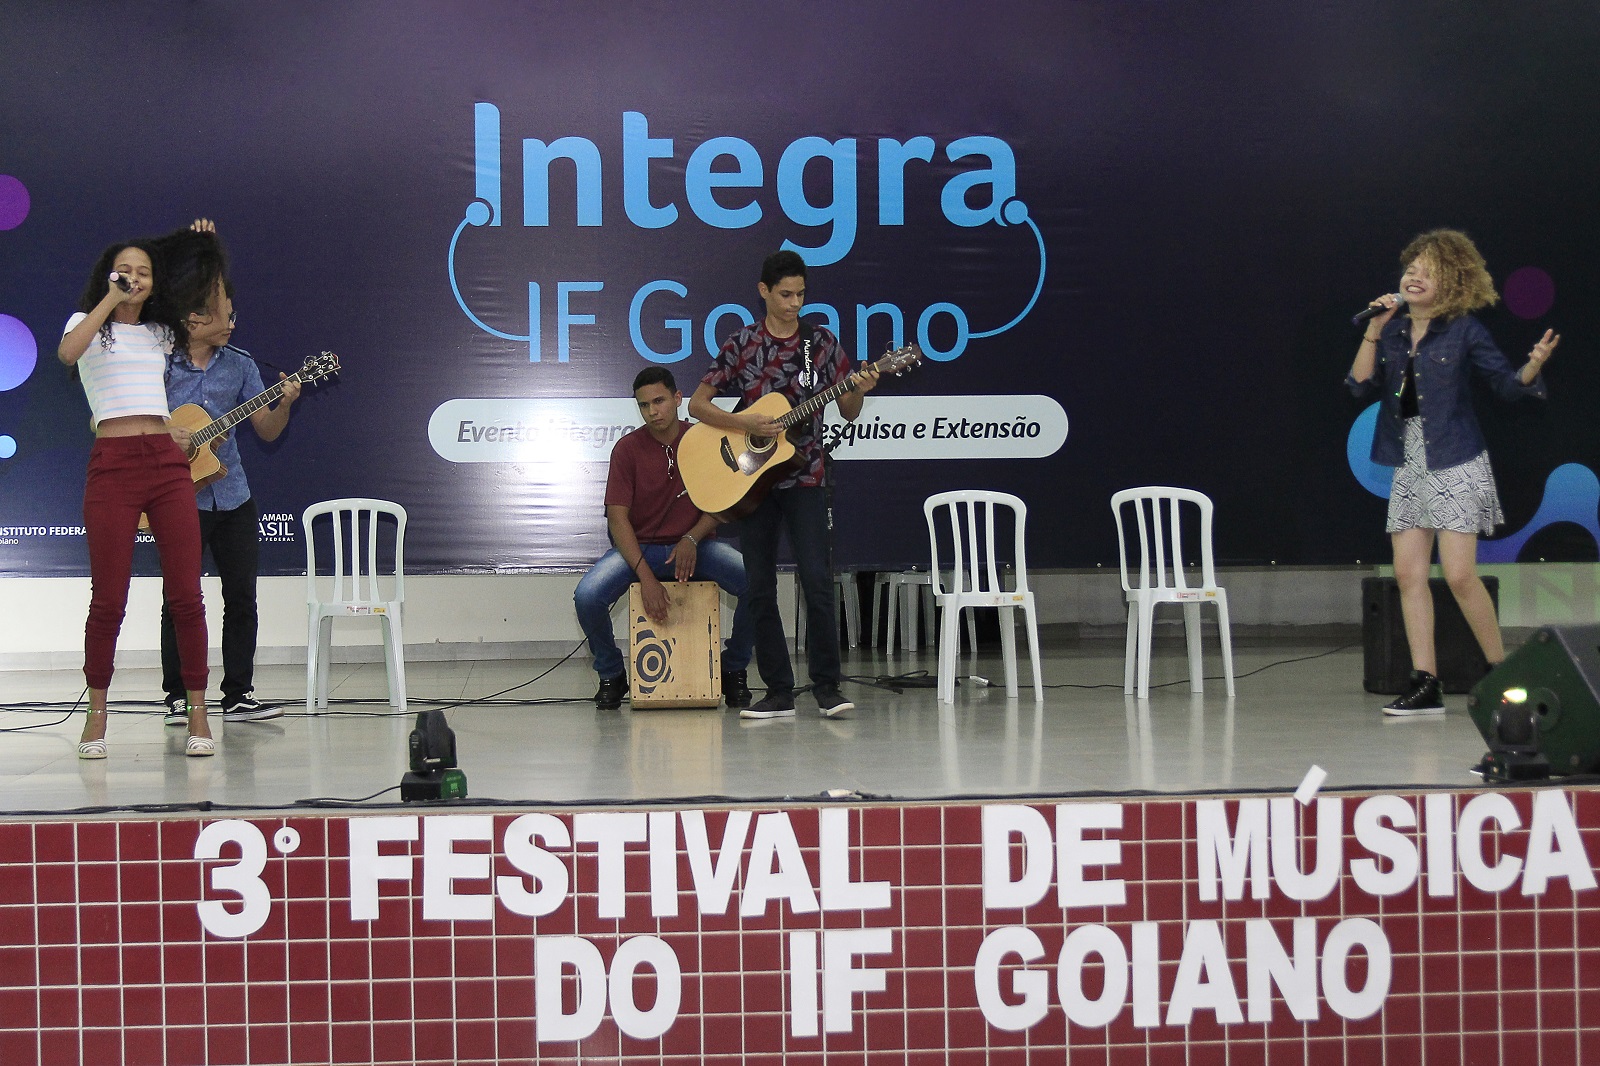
1467,625,1600,778
1471,687,1551,783
401,709,469,801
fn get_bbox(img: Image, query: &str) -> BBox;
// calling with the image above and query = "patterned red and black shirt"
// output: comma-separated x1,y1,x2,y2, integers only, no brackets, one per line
699,321,851,489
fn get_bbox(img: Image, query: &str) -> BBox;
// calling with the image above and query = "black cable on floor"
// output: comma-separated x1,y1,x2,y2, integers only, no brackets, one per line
1044,641,1361,690
0,687,84,732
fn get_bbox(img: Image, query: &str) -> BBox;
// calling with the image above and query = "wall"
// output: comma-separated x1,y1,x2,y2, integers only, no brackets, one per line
5,565,1595,673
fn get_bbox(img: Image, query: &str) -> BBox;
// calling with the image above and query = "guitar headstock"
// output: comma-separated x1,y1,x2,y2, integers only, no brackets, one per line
873,342,923,377
297,351,341,385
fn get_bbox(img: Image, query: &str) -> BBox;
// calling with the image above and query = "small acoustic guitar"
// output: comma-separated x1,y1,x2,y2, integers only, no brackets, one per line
138,351,340,529
678,343,921,517
171,351,341,487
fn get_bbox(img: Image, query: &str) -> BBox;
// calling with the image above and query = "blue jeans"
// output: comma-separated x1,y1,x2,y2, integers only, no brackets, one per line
740,485,842,697
574,539,754,681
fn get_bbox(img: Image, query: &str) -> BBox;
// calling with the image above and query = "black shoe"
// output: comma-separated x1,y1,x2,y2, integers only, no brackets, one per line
722,669,752,709
813,686,855,718
740,692,796,720
222,691,283,722
1383,670,1444,717
595,675,629,710
163,695,188,727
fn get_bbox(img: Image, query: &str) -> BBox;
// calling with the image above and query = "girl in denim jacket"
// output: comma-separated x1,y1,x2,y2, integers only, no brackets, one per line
1348,229,1559,716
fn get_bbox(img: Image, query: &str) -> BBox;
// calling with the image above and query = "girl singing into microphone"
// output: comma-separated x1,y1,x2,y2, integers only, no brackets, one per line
59,241,214,758
1348,229,1559,716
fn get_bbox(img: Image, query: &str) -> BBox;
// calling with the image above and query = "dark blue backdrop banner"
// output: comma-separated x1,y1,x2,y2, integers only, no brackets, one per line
1,2,1595,577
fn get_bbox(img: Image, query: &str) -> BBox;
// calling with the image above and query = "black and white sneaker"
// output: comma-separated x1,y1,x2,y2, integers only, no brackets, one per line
163,696,188,727
222,692,283,722
740,693,796,720
813,687,855,718
1382,671,1444,717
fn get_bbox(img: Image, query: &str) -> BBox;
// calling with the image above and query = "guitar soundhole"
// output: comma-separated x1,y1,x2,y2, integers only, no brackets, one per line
747,435,774,455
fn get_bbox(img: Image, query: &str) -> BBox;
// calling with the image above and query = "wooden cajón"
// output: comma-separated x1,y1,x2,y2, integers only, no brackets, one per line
627,580,722,708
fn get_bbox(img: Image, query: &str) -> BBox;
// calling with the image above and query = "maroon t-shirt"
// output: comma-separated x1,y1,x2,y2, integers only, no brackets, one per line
604,421,705,544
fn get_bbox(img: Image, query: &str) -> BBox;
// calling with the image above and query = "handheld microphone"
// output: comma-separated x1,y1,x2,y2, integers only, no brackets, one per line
1352,295,1404,326
110,272,133,293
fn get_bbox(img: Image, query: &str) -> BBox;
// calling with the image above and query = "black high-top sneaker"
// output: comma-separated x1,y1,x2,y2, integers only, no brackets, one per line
721,669,752,709
594,675,629,711
1382,670,1444,717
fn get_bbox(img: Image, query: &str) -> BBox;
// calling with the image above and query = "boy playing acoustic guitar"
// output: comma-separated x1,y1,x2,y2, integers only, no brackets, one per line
687,250,880,720
155,220,300,724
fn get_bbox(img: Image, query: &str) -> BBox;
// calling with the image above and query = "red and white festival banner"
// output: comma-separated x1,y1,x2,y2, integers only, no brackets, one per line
2,785,1596,1064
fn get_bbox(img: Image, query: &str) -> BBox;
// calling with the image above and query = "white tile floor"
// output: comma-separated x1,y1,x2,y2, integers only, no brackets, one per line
0,631,1494,815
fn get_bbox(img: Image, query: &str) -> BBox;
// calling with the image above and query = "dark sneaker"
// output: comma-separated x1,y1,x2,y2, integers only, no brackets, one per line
722,669,752,709
740,693,796,720
163,695,188,727
1383,670,1444,717
222,692,283,722
814,687,855,718
595,675,629,710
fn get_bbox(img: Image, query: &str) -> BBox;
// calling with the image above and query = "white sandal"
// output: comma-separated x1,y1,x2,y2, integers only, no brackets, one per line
77,738,108,760
185,735,216,758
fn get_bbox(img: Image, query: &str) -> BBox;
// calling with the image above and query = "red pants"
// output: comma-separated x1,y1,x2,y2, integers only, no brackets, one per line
82,434,208,692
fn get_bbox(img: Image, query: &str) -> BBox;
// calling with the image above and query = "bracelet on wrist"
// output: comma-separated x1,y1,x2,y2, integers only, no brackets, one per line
1363,334,1381,344
681,534,698,547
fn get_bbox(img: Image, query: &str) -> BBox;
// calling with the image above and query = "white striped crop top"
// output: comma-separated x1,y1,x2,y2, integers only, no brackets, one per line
63,312,173,429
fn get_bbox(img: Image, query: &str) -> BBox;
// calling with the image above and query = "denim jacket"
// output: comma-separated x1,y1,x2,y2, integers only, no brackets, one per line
1346,313,1545,470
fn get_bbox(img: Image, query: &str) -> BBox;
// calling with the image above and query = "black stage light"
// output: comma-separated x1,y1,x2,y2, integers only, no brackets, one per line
1471,686,1551,783
401,709,469,801
1467,625,1600,780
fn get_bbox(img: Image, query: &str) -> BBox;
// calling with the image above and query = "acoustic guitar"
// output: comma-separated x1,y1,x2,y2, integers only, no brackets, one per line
171,351,340,487
137,351,339,530
678,343,921,517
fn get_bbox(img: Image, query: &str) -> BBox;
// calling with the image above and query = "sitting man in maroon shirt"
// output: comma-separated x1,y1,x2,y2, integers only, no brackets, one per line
573,367,755,709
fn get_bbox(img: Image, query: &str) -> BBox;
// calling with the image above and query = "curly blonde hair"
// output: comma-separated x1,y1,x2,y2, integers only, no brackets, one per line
1399,229,1498,321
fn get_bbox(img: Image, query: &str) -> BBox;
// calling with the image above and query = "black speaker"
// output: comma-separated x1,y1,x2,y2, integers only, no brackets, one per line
1361,576,1498,694
1468,625,1600,776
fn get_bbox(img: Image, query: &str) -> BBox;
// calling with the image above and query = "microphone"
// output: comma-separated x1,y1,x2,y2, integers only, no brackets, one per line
1352,295,1404,326
110,272,133,293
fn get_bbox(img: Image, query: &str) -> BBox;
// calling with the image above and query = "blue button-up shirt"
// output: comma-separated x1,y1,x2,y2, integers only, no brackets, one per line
165,344,267,511
1347,313,1546,470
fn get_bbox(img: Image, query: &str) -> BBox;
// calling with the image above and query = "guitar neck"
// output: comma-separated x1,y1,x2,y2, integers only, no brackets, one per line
777,353,897,430
778,380,852,429
191,376,295,448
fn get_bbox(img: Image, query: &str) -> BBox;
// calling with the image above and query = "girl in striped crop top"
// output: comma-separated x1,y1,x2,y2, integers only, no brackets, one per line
58,241,215,760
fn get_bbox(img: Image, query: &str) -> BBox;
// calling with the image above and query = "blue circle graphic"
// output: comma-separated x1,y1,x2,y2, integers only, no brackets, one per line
1346,403,1393,497
0,314,39,391
0,436,15,459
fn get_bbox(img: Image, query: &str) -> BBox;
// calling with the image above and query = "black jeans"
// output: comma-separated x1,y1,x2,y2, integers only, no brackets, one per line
739,485,842,697
162,499,259,705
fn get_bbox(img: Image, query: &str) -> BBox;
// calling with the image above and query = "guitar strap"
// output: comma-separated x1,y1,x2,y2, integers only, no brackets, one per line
796,319,819,409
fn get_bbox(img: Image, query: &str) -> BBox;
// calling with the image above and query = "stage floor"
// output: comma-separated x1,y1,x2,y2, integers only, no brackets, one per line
0,629,1501,816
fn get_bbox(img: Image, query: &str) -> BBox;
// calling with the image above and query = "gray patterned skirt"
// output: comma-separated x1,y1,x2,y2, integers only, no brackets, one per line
1386,417,1504,535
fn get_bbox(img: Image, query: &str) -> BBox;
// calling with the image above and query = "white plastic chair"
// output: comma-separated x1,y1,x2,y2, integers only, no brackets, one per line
303,499,408,711
1111,487,1234,700
795,571,862,648
871,570,976,653
923,491,1042,703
